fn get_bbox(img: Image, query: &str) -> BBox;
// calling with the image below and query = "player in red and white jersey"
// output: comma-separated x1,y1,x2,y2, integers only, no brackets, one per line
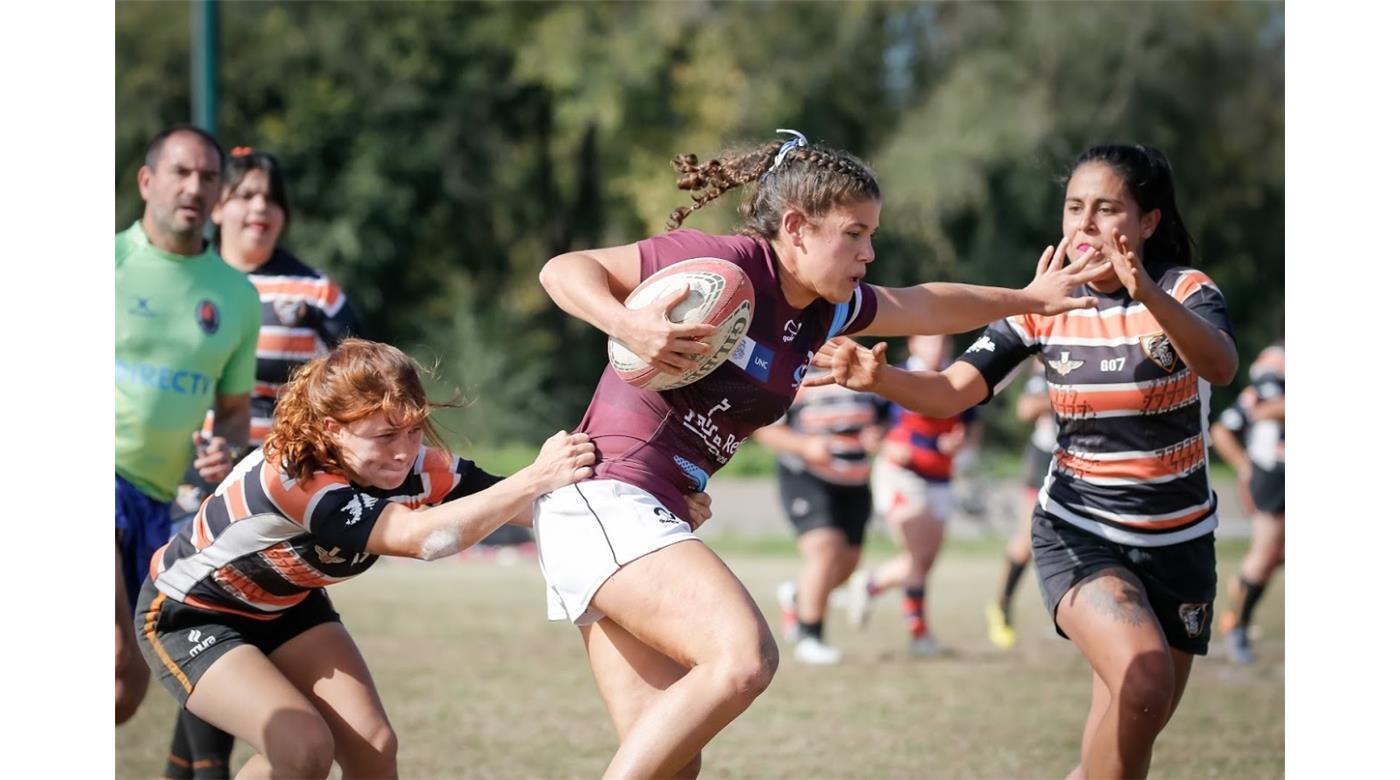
848,334,979,658
133,339,601,779
537,130,1110,778
1210,340,1285,664
812,145,1237,779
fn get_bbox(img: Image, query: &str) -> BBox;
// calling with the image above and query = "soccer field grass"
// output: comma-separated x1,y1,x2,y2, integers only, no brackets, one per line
117,540,1283,778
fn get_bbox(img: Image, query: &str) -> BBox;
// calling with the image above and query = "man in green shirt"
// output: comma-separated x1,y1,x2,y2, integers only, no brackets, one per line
116,126,261,726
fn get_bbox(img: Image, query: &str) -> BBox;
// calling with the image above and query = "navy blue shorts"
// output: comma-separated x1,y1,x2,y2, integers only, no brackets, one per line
116,474,171,615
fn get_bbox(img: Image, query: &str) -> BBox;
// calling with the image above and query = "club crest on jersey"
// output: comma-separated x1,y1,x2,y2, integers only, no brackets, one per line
1046,351,1084,376
195,299,220,335
1141,333,1178,372
782,319,802,343
273,299,307,326
1178,602,1209,638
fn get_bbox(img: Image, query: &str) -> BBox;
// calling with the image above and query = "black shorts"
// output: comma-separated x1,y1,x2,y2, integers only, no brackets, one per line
1249,466,1285,515
1030,507,1217,655
133,579,341,706
777,465,872,547
1022,445,1054,490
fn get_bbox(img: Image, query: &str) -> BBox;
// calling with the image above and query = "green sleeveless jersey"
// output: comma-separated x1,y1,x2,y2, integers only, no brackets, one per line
116,222,261,502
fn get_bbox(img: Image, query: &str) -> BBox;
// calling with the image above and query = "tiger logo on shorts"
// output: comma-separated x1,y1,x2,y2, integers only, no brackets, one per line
1178,602,1209,638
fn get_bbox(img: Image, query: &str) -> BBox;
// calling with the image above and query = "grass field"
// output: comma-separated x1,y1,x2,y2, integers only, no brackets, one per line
116,539,1283,779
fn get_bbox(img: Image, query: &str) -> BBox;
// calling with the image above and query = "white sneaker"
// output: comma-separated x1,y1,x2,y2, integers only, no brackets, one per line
793,636,842,665
776,581,799,643
909,634,945,659
846,570,874,629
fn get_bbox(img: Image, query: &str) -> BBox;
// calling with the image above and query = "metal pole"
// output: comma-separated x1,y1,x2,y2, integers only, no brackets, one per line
191,0,219,134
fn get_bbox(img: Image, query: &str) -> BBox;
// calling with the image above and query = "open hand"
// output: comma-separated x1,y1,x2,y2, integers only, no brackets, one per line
1023,236,1113,315
805,337,888,392
1101,228,1156,302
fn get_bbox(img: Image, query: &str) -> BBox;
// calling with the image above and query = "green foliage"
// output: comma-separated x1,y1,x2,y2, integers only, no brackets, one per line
116,0,1284,451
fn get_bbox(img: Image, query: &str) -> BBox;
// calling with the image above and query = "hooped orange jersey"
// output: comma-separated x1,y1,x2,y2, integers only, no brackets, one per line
150,447,501,619
957,265,1234,547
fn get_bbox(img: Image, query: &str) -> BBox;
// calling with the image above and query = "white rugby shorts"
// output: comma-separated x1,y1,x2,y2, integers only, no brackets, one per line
872,459,955,520
534,479,699,625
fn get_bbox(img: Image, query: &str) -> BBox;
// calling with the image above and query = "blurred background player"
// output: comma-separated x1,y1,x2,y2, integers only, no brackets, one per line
985,359,1057,649
848,334,977,658
1210,340,1284,665
754,371,886,665
163,147,362,780
116,126,261,725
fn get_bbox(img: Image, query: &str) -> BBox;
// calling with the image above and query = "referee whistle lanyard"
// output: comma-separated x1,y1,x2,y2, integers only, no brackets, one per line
766,129,809,175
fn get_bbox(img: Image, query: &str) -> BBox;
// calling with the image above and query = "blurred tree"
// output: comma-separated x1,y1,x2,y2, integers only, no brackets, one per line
116,0,1283,451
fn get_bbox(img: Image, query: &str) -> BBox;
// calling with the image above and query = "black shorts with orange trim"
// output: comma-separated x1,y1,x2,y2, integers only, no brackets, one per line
777,465,872,547
133,579,340,706
1030,506,1217,655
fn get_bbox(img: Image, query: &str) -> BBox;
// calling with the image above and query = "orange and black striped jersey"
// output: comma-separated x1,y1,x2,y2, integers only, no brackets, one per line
150,447,501,620
957,265,1234,547
201,249,360,446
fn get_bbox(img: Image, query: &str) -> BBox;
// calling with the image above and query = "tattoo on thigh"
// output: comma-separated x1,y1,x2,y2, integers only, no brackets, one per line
1081,570,1152,628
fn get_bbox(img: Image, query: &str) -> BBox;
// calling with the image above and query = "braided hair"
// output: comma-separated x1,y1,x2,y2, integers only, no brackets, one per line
667,138,880,236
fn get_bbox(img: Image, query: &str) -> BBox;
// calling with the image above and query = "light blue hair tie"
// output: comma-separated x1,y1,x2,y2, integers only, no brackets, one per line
766,129,809,175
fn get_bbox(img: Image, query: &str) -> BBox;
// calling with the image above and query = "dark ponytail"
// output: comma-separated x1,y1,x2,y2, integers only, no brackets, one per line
1070,144,1195,266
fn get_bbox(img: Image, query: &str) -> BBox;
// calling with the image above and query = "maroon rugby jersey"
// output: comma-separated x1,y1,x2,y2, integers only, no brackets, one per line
577,229,878,519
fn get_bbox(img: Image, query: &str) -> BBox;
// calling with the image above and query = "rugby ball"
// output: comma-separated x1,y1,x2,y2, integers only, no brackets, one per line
608,258,755,391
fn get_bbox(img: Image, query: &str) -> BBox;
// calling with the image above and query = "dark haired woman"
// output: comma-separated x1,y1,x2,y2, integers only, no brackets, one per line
536,130,1111,778
811,144,1237,778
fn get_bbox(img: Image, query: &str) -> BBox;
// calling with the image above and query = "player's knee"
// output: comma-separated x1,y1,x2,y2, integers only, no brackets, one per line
1116,652,1176,728
265,714,335,778
718,637,779,701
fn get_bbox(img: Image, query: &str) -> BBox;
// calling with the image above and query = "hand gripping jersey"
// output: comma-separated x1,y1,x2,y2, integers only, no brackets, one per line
958,266,1234,547
1217,342,1285,470
575,229,879,519
149,447,501,619
776,380,886,486
116,222,262,502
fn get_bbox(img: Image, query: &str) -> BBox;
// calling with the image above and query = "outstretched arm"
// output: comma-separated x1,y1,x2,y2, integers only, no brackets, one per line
365,431,596,560
807,338,989,419
854,238,1110,337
